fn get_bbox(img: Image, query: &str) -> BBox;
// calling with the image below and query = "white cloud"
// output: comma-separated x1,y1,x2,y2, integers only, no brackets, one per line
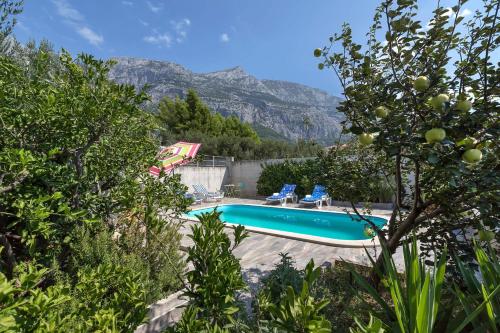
51,0,83,21
77,26,104,46
51,0,103,46
16,20,30,33
143,32,172,47
171,18,191,42
139,19,149,27
220,33,230,43
146,1,162,13
122,1,133,5
460,8,472,17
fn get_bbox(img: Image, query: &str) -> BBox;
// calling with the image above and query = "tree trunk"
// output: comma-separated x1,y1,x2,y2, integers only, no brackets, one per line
369,207,423,286
0,233,16,279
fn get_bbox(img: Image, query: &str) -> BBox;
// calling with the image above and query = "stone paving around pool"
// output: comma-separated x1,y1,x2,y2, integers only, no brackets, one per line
136,198,403,333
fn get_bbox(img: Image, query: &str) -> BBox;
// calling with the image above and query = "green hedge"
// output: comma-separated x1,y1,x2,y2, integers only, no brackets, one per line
256,159,321,197
257,158,394,203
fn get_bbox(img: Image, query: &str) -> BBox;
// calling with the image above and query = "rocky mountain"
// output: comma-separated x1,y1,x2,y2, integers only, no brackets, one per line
108,57,344,144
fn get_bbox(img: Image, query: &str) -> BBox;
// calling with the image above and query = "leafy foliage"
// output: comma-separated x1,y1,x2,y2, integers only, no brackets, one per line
0,0,22,55
257,260,332,333
181,209,249,327
259,253,304,304
0,36,189,331
0,258,147,332
318,143,395,204
257,146,394,203
257,159,322,197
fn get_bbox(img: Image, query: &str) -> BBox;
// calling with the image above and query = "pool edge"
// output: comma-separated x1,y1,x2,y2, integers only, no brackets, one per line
182,203,388,248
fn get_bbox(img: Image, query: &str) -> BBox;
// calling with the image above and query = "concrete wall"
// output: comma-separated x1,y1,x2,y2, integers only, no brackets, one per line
230,158,314,198
175,166,229,192
230,160,263,197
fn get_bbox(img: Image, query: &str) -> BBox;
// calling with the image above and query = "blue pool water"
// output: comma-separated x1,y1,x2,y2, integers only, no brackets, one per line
185,204,387,241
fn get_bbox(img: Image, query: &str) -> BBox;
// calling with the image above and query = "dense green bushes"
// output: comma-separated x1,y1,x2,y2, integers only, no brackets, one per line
0,37,189,331
257,159,321,197
256,144,394,203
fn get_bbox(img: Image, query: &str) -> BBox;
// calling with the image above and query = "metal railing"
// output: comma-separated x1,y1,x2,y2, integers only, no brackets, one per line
184,155,233,168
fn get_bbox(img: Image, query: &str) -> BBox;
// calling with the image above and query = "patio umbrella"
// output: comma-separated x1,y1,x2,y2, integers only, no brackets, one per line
149,141,201,176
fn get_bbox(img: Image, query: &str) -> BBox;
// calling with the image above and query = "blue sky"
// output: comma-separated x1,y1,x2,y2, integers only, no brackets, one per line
14,0,480,96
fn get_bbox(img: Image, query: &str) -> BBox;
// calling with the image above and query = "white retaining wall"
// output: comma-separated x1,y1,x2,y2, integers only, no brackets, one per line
175,166,229,192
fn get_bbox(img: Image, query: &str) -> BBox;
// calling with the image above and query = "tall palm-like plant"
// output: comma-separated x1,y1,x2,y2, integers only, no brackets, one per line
451,243,500,333
350,238,499,333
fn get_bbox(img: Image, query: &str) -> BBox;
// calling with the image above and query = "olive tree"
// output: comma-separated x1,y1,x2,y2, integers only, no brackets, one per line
315,0,498,272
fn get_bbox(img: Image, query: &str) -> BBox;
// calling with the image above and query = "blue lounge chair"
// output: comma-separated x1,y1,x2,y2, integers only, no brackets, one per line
193,184,224,202
266,184,297,206
299,185,331,208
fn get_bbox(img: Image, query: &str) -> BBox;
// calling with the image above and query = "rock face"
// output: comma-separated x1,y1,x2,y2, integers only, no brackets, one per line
108,57,344,144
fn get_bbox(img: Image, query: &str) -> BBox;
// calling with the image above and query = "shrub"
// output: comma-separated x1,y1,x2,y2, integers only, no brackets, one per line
257,159,321,197
69,223,183,303
257,151,394,203
0,259,147,333
257,260,332,332
259,252,303,304
350,238,500,333
181,209,249,327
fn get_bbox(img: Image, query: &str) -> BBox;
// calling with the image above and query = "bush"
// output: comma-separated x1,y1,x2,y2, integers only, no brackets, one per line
257,151,394,203
259,253,303,304
0,259,147,333
257,159,321,197
181,209,249,327
69,223,183,303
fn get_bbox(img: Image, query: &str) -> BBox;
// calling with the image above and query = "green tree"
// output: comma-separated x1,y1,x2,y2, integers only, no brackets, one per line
158,89,260,141
0,37,189,330
316,0,499,276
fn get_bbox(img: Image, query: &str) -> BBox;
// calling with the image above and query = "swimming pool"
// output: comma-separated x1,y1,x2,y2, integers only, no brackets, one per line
184,204,388,247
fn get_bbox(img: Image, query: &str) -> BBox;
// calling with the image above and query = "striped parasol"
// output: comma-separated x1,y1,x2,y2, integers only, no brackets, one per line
149,141,201,176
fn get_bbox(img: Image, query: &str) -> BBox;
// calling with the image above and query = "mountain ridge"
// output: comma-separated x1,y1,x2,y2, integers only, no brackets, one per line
108,57,344,143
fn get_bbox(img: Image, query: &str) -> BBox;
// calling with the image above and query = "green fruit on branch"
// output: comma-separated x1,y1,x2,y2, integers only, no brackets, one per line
462,148,482,164
479,230,495,242
314,48,322,57
431,94,449,110
425,128,446,143
413,76,430,92
318,63,324,70
359,133,374,146
375,106,389,118
455,99,472,112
